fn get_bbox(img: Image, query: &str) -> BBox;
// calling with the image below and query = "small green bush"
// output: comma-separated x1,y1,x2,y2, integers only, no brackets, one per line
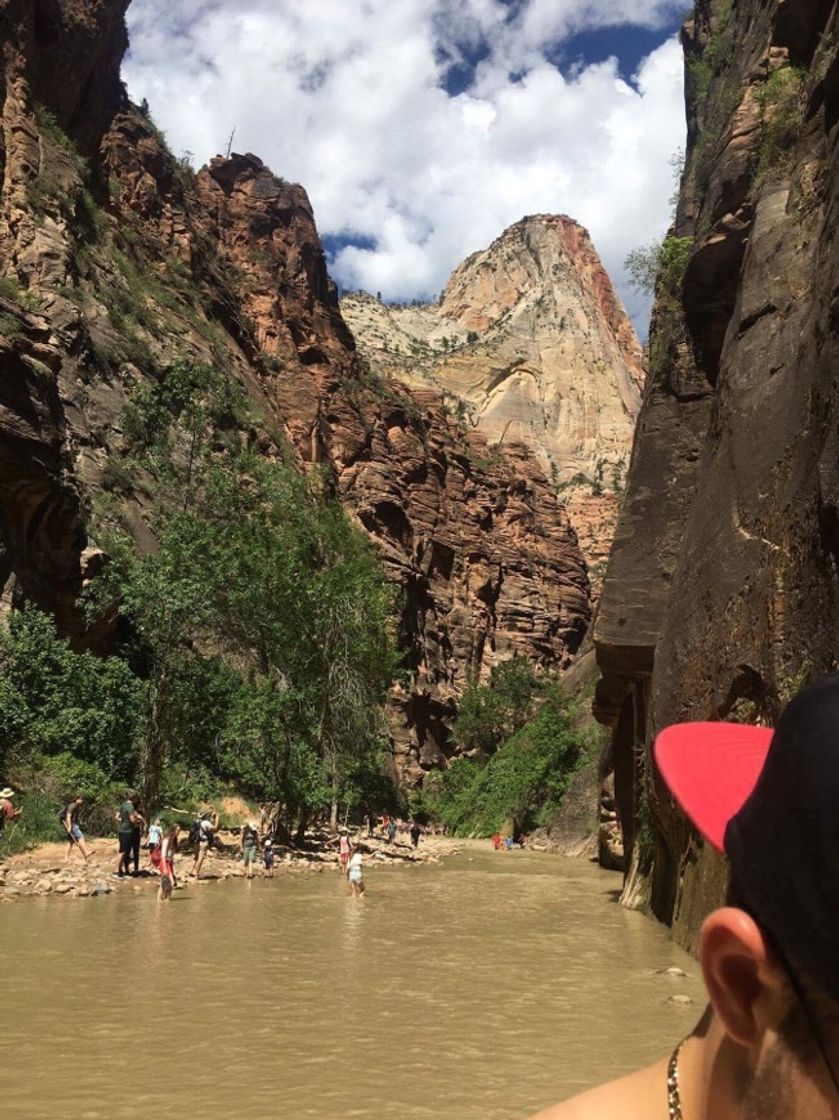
753,66,808,187
0,313,22,343
425,686,599,836
625,236,692,304
101,456,135,495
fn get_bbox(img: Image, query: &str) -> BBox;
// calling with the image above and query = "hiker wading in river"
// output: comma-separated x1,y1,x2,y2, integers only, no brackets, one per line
530,674,839,1120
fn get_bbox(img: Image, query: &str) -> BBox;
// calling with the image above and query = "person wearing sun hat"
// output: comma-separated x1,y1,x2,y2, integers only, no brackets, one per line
529,673,839,1119
0,787,21,850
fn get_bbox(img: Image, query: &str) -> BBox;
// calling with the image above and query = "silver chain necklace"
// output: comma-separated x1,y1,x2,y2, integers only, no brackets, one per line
667,1040,685,1120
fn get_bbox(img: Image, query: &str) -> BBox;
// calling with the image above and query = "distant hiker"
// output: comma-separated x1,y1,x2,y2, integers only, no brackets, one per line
241,820,259,879
147,817,163,872
347,840,365,898
114,793,140,878
263,835,275,878
190,810,216,880
129,796,146,875
492,833,502,851
61,795,92,864
338,829,351,873
387,817,397,845
158,823,179,901
0,787,21,850
365,811,376,837
410,821,422,849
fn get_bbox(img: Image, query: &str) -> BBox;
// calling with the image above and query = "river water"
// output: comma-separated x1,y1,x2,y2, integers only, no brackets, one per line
1,847,704,1119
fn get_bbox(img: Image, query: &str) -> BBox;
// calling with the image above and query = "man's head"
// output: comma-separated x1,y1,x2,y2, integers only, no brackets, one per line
698,902,839,1118
656,674,839,1118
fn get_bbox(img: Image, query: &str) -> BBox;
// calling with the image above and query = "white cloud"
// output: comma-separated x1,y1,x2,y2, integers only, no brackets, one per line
123,0,686,335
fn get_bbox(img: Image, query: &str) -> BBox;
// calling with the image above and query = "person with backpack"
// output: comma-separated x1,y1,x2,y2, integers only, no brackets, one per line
60,795,92,864
190,809,217,880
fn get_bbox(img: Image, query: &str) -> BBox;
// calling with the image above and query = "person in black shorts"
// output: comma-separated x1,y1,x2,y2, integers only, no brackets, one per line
114,794,140,878
129,796,146,875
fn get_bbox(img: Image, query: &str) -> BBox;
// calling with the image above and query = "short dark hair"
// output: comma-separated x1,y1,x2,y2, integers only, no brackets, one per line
727,876,839,1056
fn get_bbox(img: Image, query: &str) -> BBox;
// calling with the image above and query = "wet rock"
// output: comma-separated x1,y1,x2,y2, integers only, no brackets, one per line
658,967,688,978
668,995,695,1006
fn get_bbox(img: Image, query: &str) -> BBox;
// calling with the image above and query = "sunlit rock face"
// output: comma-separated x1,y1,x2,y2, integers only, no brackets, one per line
342,215,644,597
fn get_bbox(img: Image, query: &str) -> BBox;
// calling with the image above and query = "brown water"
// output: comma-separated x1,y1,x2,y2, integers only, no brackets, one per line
1,847,704,1119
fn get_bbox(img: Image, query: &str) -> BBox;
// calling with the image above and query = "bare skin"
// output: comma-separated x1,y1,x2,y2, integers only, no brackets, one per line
528,908,839,1120
63,799,92,864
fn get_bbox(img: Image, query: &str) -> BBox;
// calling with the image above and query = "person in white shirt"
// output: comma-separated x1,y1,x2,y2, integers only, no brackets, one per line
347,840,365,898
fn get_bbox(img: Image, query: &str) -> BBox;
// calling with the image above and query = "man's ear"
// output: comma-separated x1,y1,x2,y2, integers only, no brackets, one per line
700,907,786,1050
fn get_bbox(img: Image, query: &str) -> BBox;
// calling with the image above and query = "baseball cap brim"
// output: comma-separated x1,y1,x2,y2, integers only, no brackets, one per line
654,722,774,852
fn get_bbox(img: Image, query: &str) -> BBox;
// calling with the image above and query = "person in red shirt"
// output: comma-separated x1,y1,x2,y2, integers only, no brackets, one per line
0,787,21,850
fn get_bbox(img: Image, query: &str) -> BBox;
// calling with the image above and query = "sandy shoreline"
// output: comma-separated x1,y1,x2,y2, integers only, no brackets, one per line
0,831,466,903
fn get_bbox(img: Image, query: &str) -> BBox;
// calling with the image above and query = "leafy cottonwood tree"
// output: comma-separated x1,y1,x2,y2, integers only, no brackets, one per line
89,360,397,824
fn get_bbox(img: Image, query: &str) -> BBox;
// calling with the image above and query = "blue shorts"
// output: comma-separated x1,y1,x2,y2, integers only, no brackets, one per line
348,869,363,884
70,823,84,842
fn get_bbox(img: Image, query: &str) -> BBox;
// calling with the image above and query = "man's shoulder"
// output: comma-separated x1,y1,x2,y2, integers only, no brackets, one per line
527,1059,668,1120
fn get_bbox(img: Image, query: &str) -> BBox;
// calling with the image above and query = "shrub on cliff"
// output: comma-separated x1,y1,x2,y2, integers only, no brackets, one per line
753,66,808,188
452,656,541,757
424,685,597,836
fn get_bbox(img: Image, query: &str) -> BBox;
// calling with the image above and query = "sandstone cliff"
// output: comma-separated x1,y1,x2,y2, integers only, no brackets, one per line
594,0,839,948
0,0,590,785
341,216,644,595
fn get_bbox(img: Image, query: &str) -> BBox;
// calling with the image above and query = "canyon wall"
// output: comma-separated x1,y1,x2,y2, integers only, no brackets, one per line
0,0,590,786
342,216,644,597
594,0,839,948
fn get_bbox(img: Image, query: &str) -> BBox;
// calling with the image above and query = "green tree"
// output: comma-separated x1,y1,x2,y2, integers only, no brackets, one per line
452,656,541,757
0,605,143,785
89,360,398,826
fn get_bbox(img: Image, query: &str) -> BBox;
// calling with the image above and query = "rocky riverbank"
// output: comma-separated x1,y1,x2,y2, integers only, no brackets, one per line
0,832,464,903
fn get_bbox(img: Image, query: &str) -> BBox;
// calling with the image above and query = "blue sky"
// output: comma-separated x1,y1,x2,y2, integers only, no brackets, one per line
123,0,687,336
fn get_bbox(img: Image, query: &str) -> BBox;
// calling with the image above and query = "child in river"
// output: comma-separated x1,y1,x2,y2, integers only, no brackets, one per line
347,840,365,898
158,823,179,901
147,817,163,873
338,829,351,874
263,835,275,878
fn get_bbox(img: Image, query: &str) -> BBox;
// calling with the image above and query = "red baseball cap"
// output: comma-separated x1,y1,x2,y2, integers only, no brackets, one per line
654,675,839,1005
654,721,773,852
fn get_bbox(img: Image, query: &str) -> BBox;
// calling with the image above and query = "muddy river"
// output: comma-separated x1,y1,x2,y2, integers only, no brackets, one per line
0,847,705,1118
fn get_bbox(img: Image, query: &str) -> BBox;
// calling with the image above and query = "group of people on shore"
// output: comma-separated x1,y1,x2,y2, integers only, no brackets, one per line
1,785,435,903
364,811,425,849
